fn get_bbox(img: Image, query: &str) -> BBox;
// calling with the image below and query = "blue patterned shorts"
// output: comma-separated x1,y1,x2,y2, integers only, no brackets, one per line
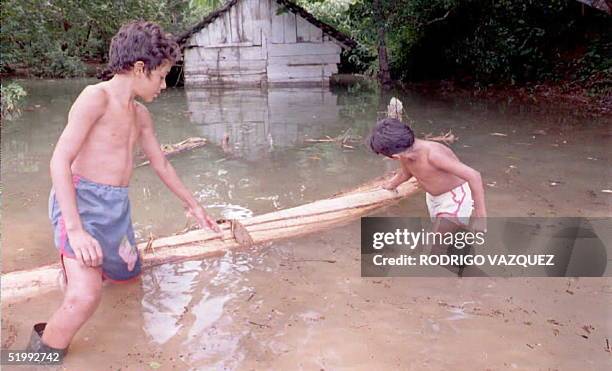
49,175,141,282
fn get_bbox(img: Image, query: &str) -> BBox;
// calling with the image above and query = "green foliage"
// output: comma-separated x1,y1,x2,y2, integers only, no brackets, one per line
1,83,27,121
297,0,377,75
33,47,87,78
576,34,612,77
300,0,611,85
575,33,612,96
438,0,577,83
0,0,193,77
186,0,224,25
1,0,608,87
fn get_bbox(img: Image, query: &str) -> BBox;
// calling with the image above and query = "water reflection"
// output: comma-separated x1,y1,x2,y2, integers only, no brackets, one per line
141,250,262,368
141,261,203,344
186,88,343,160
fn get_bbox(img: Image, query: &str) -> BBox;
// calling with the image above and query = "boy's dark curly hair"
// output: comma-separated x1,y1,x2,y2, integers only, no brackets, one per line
97,21,180,81
367,117,415,157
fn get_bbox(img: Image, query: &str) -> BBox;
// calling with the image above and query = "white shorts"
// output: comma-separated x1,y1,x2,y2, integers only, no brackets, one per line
426,182,474,226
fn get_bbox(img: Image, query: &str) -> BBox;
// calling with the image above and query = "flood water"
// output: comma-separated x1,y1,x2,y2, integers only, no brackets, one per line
1,79,610,370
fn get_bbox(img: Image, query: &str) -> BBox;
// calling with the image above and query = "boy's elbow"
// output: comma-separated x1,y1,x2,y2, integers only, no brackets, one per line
152,157,170,174
49,153,64,173
49,151,74,175
470,169,482,184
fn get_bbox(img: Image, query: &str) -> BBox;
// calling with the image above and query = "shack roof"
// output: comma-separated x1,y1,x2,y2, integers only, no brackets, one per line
176,0,357,49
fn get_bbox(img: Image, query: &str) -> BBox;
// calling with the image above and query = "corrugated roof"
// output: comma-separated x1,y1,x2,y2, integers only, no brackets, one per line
176,0,357,49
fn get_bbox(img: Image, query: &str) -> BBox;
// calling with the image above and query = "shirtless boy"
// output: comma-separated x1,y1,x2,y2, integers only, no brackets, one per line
26,21,221,355
368,117,487,233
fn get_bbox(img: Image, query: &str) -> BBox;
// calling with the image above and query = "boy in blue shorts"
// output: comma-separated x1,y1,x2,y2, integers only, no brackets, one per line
26,21,221,355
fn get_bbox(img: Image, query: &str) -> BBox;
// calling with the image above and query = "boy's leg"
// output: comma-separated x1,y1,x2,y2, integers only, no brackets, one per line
430,217,461,254
41,257,103,349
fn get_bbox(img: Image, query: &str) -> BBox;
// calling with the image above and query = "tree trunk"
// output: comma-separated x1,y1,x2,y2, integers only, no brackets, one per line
374,0,392,88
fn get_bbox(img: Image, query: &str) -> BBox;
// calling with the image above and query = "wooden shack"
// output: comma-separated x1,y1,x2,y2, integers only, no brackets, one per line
177,0,356,87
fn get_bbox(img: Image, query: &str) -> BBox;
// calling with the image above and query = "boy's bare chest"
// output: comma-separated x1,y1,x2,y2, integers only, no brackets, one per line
93,110,140,147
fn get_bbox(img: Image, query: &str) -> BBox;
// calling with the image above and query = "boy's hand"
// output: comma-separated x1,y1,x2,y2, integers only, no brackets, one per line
67,229,103,267
188,205,222,233
382,182,398,191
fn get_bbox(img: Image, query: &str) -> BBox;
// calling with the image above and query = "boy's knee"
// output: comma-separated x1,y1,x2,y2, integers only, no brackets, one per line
64,291,101,312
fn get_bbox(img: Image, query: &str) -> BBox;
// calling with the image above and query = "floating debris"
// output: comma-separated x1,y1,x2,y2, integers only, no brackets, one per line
490,132,508,137
424,130,457,145
305,128,362,149
387,97,404,120
582,324,595,334
135,137,207,167
505,165,517,174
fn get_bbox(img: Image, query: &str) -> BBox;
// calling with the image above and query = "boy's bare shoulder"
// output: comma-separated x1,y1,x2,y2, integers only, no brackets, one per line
72,82,109,112
81,82,108,99
424,140,458,162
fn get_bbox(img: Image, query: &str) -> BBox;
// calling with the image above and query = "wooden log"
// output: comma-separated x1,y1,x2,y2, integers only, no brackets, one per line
1,175,419,303
135,137,207,167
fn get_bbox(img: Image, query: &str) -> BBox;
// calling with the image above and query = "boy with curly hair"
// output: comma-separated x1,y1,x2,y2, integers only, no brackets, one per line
26,21,221,356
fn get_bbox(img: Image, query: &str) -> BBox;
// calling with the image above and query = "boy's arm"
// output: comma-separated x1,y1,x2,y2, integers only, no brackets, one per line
429,152,487,219
136,104,221,233
383,162,412,190
50,86,105,267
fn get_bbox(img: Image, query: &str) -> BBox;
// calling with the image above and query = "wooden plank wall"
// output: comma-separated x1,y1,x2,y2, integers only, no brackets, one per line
183,0,344,87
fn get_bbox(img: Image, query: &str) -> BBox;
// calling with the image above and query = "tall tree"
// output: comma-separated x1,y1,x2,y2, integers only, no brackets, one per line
373,0,392,87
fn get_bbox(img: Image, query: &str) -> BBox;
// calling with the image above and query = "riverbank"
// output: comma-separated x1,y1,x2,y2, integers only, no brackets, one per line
333,74,612,117
403,77,611,117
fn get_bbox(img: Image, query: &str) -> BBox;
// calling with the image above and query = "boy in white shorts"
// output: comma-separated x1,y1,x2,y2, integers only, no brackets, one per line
368,118,486,234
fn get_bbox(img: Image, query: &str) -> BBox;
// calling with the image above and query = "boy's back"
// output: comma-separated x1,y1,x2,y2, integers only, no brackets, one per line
397,139,467,196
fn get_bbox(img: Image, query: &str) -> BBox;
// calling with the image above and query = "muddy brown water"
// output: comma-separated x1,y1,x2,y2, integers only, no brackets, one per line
1,79,610,370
